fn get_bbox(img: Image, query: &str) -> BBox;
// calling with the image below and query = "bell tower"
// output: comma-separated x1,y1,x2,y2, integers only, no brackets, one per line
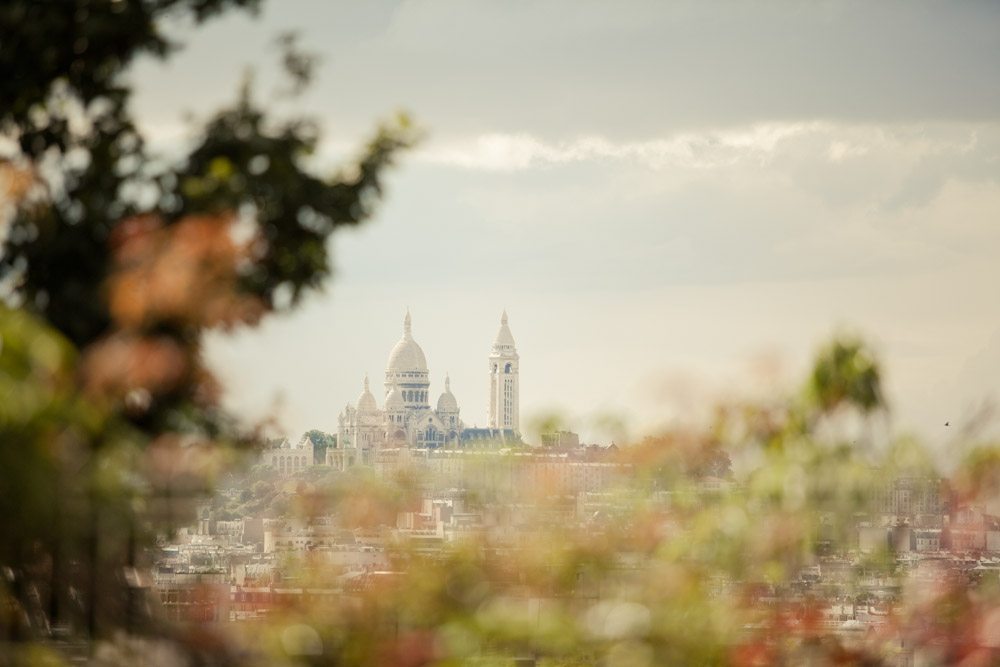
488,310,519,432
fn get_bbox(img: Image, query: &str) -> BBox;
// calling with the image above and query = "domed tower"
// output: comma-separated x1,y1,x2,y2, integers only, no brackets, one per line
488,310,519,433
385,310,430,411
356,374,377,414
339,374,386,466
436,374,461,442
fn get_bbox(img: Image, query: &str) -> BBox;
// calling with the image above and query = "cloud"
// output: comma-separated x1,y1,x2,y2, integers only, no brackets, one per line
414,122,1000,199
417,123,822,172
828,141,870,162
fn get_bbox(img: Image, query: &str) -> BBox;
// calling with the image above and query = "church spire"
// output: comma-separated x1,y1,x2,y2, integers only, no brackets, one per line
403,309,412,338
493,310,516,350
356,372,377,412
488,310,519,433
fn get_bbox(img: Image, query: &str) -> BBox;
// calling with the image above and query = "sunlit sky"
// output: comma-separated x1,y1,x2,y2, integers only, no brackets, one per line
130,0,1000,446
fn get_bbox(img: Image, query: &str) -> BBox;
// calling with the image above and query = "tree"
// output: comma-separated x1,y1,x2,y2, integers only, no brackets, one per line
0,0,415,655
806,337,884,419
303,428,336,464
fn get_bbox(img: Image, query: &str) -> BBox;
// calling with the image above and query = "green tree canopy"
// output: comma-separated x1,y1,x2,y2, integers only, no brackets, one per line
0,0,415,651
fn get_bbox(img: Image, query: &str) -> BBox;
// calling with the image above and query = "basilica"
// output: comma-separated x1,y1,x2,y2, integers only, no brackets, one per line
334,311,520,465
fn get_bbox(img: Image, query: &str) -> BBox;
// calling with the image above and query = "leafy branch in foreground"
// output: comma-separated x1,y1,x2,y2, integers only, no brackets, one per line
0,0,416,655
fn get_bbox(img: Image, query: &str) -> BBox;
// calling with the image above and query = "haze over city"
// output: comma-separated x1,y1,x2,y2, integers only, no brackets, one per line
124,0,1000,445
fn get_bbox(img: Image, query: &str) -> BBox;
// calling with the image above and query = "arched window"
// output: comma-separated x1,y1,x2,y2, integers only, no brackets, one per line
504,363,512,373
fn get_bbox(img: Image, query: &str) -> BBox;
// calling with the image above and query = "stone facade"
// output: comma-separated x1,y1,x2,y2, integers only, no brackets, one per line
332,312,520,468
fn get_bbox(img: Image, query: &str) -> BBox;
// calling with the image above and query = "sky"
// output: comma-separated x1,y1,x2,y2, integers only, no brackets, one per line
129,0,1000,448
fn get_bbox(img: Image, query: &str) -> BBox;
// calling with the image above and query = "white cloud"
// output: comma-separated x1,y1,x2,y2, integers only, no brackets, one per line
828,140,870,162
416,123,822,172
414,122,1000,178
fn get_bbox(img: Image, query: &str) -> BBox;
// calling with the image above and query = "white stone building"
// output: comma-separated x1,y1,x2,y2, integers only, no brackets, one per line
488,310,519,432
331,311,520,468
260,437,312,474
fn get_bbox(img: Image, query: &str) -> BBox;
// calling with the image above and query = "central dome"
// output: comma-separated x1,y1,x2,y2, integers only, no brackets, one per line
386,311,428,373
387,338,427,372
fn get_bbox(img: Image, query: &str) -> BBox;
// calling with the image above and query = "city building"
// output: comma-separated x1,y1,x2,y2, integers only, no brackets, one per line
488,310,519,432
871,474,950,527
541,430,580,449
331,311,520,467
375,447,629,498
260,437,312,474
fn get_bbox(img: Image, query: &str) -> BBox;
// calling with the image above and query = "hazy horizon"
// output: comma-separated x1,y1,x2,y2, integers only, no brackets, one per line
126,0,1000,447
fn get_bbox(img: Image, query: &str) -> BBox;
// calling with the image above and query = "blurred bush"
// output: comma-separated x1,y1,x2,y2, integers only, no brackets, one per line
0,0,415,657
2,2,999,666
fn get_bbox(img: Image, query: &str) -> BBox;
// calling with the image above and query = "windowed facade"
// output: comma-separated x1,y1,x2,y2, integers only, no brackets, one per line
489,312,519,432
329,311,520,469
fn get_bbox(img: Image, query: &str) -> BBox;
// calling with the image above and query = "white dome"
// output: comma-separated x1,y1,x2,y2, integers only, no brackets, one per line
385,387,405,411
386,311,428,373
387,338,427,372
437,375,458,412
356,375,377,412
437,392,458,412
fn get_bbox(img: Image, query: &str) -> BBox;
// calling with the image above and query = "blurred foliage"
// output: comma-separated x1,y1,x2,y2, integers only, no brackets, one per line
2,2,1000,666
0,0,415,656
204,338,1000,666
808,337,884,417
